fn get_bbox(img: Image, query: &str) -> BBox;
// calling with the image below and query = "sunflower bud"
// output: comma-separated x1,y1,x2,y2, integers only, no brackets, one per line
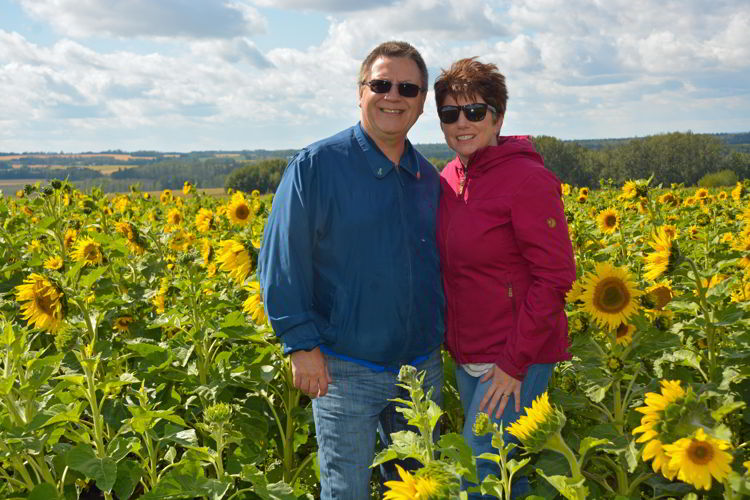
204,402,232,425
507,392,567,454
473,412,493,436
397,364,418,384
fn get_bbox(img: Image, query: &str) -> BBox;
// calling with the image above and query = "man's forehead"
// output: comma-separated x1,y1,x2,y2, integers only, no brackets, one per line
366,56,421,78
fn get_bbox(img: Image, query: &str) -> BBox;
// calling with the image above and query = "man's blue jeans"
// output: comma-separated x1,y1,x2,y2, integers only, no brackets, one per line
456,363,555,500
312,348,443,500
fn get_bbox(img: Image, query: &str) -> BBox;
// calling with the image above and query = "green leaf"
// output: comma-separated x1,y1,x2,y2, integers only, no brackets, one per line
79,265,108,290
240,464,299,500
29,482,61,500
536,470,589,500
113,460,142,500
141,467,232,500
66,444,118,493
711,400,746,422
578,437,611,459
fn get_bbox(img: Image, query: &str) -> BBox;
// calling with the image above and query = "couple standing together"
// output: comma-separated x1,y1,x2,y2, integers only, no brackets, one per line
258,41,576,499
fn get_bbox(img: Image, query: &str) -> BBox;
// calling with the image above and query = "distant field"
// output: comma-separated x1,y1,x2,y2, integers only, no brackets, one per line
0,179,39,193
144,187,228,198
0,153,155,161
9,164,139,174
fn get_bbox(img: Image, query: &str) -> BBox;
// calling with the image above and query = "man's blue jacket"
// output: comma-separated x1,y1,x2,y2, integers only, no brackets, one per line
258,123,444,367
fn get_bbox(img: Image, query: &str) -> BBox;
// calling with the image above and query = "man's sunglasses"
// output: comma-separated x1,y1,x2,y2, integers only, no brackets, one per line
438,103,498,124
361,79,425,98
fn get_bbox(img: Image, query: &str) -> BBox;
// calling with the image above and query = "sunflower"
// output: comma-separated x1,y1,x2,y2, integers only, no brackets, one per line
643,228,680,281
579,187,589,197
579,262,642,330
227,193,252,226
688,225,700,240
507,392,566,454
44,255,64,271
731,182,745,201
160,189,173,204
243,282,266,324
561,183,571,196
15,273,65,333
169,230,194,252
662,428,732,491
683,196,698,207
166,208,183,230
577,194,587,204
718,190,728,200
152,293,166,314
658,192,679,208
732,233,750,252
622,180,637,200
113,316,134,333
27,239,42,253
597,208,619,234
565,279,585,304
615,323,635,345
632,380,685,479
182,181,193,195
695,188,709,199
383,464,446,500
216,240,252,284
71,237,103,266
63,228,78,249
660,224,679,239
201,238,213,265
115,221,136,241
195,208,214,233
646,282,673,310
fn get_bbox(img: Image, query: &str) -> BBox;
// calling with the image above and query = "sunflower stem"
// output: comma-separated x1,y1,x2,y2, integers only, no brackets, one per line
683,257,718,384
613,379,623,434
544,431,582,482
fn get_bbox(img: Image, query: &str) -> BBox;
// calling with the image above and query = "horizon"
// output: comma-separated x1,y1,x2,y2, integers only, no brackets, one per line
1,0,749,152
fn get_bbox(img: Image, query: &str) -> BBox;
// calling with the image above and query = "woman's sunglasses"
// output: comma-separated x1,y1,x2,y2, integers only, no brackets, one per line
438,103,497,124
361,79,425,98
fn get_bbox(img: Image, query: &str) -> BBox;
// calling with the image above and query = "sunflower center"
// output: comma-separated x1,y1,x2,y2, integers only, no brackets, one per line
687,441,714,465
33,291,55,315
594,278,630,313
84,244,98,261
236,204,250,220
616,323,628,338
605,215,617,227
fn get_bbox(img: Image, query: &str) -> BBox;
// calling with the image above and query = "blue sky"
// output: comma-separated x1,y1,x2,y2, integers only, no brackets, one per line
1,0,748,152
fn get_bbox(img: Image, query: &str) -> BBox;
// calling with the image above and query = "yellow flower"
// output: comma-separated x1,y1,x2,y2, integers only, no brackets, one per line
695,187,709,199
44,255,64,271
115,221,136,241
227,193,252,226
577,194,587,203
160,189,173,204
152,293,166,314
169,230,194,252
743,460,750,473
597,208,619,234
195,208,214,233
718,190,728,200
63,228,78,249
71,237,103,266
632,380,685,479
15,273,65,333
622,180,637,199
166,208,182,228
383,464,418,500
731,182,745,201
659,224,678,239
646,282,673,310
243,282,266,324
579,262,642,330
579,187,589,197
658,192,679,208
643,228,679,281
27,239,42,253
216,240,252,284
662,428,733,491
201,238,213,265
561,183,571,196
565,280,585,304
182,181,193,195
507,392,566,454
615,323,635,345
113,316,133,332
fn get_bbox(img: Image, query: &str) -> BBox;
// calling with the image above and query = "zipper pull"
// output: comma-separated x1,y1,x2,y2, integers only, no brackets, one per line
508,285,513,298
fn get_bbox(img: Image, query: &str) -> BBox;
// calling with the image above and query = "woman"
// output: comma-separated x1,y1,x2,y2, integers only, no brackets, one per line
435,58,576,498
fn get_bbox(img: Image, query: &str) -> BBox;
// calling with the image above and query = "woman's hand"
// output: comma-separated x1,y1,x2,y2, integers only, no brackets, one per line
480,364,521,419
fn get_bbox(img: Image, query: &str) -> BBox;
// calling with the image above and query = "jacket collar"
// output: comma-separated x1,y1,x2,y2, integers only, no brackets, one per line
354,122,420,180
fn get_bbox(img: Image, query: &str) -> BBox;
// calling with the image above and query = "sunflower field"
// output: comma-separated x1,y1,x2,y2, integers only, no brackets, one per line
1,177,749,500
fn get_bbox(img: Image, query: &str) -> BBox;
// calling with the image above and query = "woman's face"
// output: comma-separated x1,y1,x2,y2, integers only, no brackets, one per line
439,94,503,165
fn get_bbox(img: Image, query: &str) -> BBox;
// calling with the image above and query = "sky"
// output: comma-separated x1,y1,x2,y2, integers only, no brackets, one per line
0,0,748,153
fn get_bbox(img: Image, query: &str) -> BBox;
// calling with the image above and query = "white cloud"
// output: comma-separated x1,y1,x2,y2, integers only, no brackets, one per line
17,0,267,39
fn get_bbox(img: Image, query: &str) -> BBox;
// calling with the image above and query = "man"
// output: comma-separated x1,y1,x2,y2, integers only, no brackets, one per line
258,41,444,499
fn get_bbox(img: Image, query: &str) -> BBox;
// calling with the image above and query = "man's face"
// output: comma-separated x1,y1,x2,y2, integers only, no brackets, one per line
358,56,426,148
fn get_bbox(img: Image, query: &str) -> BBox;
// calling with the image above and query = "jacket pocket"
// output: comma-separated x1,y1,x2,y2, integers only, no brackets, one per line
321,288,347,344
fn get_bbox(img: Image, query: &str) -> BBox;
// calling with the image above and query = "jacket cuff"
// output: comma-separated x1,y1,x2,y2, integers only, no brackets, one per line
496,353,526,381
278,322,323,355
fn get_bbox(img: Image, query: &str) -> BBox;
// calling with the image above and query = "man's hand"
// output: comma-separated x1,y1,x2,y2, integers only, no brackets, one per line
290,347,332,398
480,364,522,419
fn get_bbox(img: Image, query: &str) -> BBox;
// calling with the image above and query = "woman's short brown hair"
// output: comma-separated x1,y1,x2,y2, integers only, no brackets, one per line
434,57,508,118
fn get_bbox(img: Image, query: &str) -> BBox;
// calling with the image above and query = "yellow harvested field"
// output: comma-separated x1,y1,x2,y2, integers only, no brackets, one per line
0,153,154,161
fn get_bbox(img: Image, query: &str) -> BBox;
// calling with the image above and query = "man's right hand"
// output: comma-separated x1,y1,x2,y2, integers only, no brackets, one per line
290,347,332,398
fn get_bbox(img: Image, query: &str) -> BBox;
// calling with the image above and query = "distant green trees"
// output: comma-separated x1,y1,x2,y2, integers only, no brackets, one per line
532,131,750,188
224,158,287,193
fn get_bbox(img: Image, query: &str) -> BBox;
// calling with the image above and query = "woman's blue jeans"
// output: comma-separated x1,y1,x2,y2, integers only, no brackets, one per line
456,363,555,500
312,348,443,500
